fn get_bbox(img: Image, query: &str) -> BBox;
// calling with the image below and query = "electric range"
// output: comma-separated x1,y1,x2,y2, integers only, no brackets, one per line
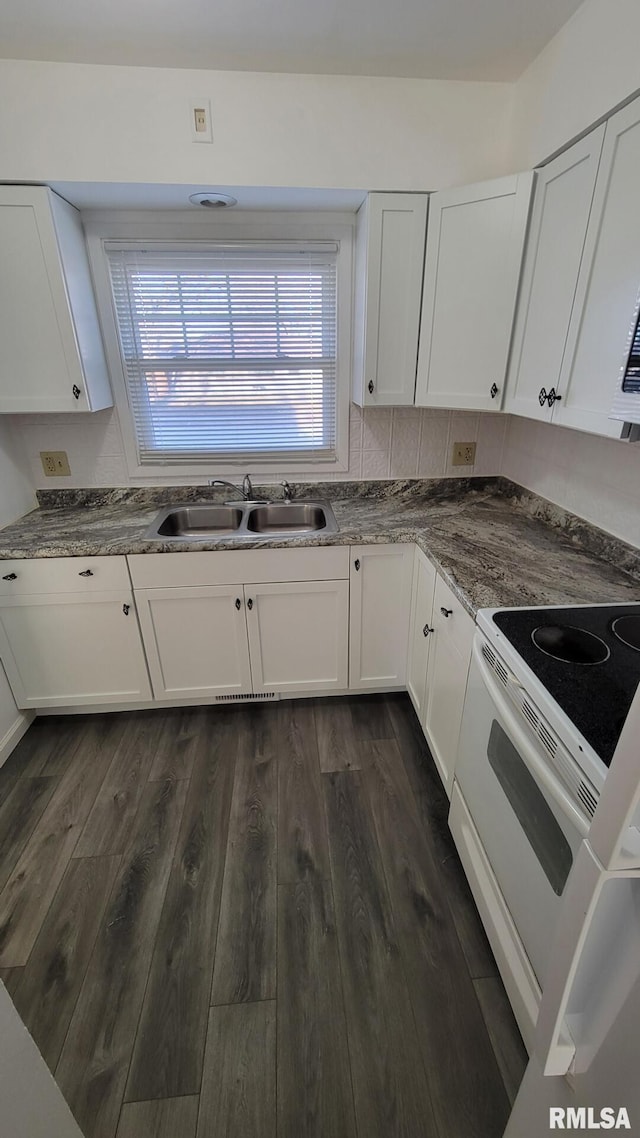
477,602,640,790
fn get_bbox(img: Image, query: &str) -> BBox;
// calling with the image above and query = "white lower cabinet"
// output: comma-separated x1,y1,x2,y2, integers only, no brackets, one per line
406,546,437,718
246,580,349,693
135,585,252,700
130,549,351,700
422,574,475,797
349,544,414,689
406,552,475,797
0,590,151,708
138,580,349,700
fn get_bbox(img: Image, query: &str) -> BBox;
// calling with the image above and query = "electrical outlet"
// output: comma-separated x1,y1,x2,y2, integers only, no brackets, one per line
40,451,71,477
452,441,476,467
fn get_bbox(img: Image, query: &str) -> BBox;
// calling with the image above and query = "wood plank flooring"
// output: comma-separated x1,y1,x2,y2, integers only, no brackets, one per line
0,696,527,1138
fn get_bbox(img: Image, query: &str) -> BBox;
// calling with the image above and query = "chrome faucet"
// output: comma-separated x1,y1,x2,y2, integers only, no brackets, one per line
281,480,294,503
208,473,262,502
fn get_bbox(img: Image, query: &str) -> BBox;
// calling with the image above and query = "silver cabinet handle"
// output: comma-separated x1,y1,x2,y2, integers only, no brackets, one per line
235,597,242,610
354,559,360,571
122,604,130,615
247,598,253,611
2,572,17,581
490,383,499,399
423,624,434,637
78,569,94,577
440,607,453,618
72,384,81,400
368,380,374,395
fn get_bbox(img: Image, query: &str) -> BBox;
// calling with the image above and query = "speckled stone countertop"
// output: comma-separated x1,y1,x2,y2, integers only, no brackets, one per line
1,477,639,617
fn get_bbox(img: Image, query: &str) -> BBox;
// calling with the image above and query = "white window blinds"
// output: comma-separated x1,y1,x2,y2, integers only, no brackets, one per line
105,242,339,466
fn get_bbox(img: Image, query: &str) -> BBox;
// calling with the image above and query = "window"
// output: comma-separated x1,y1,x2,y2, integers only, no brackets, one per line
103,236,348,471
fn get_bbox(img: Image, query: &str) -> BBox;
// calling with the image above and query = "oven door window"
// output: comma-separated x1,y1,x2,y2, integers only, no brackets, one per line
488,720,574,896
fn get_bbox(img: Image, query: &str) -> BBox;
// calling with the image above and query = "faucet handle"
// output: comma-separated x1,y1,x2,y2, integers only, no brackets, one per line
281,480,293,503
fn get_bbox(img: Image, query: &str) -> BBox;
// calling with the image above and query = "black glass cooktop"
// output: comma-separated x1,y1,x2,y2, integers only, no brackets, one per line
492,604,640,767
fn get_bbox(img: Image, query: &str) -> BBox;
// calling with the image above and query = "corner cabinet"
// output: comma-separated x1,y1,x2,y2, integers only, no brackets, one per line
0,558,150,708
406,547,474,797
415,173,533,412
505,126,606,423
505,93,640,440
0,186,112,414
553,96,640,437
349,544,414,689
352,193,428,407
406,546,437,719
129,547,350,700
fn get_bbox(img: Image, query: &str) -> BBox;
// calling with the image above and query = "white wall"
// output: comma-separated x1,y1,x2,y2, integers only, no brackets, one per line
12,405,507,488
0,59,513,191
511,0,640,167
501,416,640,548
0,420,36,530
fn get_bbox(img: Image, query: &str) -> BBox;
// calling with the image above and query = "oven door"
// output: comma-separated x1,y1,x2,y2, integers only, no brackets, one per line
456,634,590,990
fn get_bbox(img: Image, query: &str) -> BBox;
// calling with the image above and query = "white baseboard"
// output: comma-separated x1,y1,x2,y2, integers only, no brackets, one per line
35,685,406,716
0,710,34,769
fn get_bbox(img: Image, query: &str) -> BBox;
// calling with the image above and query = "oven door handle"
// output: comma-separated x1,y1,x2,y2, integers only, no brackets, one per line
473,638,590,838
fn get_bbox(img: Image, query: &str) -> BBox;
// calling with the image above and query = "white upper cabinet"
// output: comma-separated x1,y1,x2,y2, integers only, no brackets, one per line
0,186,112,414
553,96,640,437
505,126,606,423
415,173,533,412
352,193,428,407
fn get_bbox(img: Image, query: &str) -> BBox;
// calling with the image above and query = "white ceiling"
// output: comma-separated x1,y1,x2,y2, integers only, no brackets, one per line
0,0,585,82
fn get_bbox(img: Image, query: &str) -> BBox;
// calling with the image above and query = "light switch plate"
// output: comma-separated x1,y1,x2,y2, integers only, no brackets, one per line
40,451,71,476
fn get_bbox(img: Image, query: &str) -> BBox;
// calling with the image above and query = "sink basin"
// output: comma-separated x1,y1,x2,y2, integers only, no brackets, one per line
146,500,339,541
153,505,244,538
246,503,335,535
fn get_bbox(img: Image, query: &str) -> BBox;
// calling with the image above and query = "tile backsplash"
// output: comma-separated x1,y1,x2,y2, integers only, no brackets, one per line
10,405,507,489
501,416,640,548
9,403,640,550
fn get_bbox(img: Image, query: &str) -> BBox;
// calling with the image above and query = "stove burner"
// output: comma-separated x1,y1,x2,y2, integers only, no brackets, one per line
531,624,611,666
611,614,640,653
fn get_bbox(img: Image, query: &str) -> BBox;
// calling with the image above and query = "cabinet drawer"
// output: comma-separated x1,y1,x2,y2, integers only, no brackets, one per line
432,574,475,660
0,556,131,596
127,546,350,589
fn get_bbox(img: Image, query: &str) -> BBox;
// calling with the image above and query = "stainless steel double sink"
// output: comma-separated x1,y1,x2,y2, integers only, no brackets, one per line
146,501,339,542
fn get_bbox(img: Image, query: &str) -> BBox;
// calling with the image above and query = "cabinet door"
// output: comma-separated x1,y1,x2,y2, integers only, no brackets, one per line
349,544,414,689
505,127,606,423
554,97,640,437
423,575,474,797
0,187,111,414
0,591,151,708
135,585,252,699
415,173,533,411
406,547,437,719
353,193,428,406
245,580,348,693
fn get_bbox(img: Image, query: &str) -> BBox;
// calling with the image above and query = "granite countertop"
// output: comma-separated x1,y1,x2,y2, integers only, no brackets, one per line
1,477,639,618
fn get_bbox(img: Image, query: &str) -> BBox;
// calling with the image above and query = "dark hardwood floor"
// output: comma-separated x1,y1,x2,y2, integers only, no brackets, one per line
0,695,527,1138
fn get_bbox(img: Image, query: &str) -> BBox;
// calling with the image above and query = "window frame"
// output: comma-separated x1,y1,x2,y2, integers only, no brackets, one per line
85,211,353,480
